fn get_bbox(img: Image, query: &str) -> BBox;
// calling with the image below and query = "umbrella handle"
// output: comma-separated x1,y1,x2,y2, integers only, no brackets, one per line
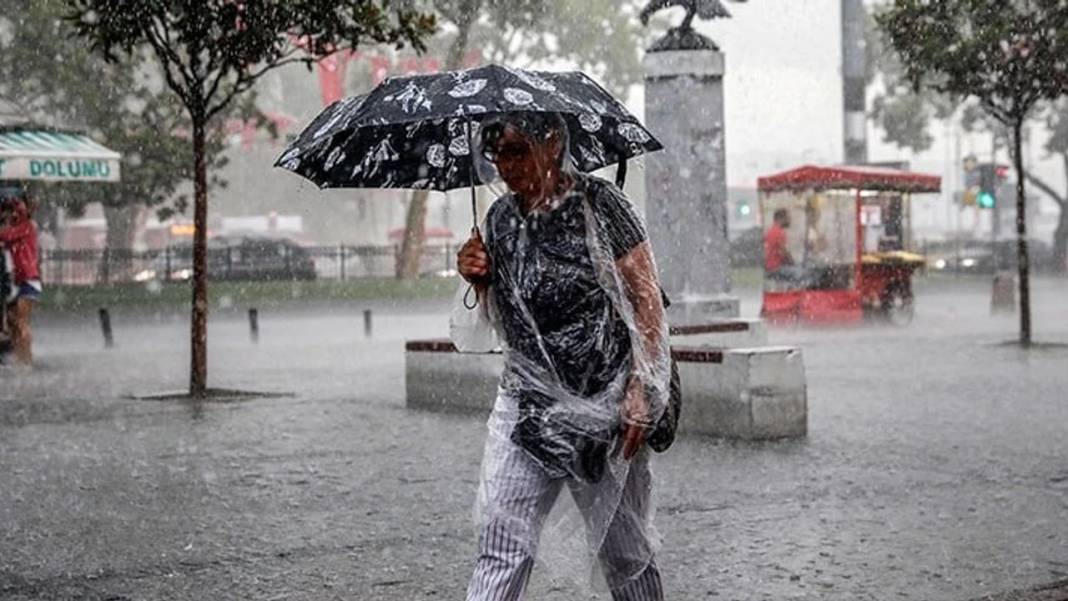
465,114,480,234
462,224,483,309
463,114,482,306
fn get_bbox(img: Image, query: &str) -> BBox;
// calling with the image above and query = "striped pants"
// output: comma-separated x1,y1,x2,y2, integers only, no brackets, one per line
466,439,663,600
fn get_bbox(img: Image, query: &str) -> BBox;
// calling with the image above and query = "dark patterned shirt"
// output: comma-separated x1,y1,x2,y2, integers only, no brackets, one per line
484,174,647,402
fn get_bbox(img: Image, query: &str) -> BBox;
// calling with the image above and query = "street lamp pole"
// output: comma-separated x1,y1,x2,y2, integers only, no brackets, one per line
841,0,868,165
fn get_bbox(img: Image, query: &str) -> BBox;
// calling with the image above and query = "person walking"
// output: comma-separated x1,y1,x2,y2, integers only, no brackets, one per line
0,191,42,367
453,112,672,600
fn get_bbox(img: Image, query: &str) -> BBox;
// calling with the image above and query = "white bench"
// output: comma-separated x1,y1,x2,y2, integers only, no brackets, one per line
672,345,807,439
404,339,503,413
669,318,768,348
405,337,807,440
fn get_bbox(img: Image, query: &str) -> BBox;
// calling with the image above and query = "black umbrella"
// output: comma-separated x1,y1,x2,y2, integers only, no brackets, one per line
275,64,662,227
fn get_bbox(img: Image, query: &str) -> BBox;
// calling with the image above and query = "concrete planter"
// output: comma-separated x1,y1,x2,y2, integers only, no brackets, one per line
406,332,807,441
673,345,807,440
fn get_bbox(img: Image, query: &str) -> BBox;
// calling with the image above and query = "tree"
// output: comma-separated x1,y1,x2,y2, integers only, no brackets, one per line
393,0,652,279
877,0,1068,346
69,0,436,397
869,9,1068,275
867,10,960,154
1024,103,1068,272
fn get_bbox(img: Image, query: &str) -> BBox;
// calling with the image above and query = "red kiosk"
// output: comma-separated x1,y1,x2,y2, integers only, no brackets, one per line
757,165,941,325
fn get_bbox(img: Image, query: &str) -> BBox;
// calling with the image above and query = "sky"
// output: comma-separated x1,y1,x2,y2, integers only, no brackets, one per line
692,0,846,185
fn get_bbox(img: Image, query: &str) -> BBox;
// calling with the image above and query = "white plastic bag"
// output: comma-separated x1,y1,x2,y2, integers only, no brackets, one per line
449,281,499,353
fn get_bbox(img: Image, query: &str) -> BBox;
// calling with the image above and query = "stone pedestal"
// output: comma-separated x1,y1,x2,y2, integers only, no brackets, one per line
643,47,739,324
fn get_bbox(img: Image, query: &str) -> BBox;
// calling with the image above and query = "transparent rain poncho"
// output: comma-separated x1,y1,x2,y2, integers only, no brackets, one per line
450,112,672,592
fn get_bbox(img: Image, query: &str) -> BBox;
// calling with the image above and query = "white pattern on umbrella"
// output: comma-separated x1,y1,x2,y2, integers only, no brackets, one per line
590,100,608,114
511,69,557,92
405,120,428,137
390,81,433,114
312,96,365,139
426,144,446,168
314,111,345,139
556,93,592,113
279,147,301,164
448,135,470,156
503,88,535,106
363,137,400,178
448,79,488,98
578,135,607,166
617,123,651,143
578,113,603,132
452,106,477,117
324,147,346,171
336,95,366,129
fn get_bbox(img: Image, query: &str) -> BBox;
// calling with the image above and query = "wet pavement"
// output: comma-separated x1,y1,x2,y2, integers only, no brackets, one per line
2,277,1068,600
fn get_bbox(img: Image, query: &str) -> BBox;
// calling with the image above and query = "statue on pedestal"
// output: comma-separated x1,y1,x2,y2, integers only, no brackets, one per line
640,0,747,320
640,0,746,51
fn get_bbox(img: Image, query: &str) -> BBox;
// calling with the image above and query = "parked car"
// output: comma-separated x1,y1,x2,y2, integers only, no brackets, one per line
925,238,1052,274
137,237,316,282
216,237,317,281
926,247,996,273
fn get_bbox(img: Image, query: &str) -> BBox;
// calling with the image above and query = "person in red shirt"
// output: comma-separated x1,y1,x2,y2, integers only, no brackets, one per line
764,208,794,273
764,208,811,288
0,192,41,367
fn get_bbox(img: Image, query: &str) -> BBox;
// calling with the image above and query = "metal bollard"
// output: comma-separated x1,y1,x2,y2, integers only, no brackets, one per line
248,308,259,343
363,309,372,338
991,271,1016,314
98,308,114,349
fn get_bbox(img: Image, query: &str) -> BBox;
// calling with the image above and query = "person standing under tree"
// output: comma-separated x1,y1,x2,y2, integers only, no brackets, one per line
0,191,42,367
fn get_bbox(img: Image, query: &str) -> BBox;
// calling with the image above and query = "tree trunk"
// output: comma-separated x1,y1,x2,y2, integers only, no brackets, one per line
100,204,143,282
1012,120,1032,347
396,190,429,278
1053,199,1068,275
190,118,209,397
394,3,478,279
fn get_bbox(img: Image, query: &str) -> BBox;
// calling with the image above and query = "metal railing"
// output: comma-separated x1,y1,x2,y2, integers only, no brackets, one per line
39,243,459,286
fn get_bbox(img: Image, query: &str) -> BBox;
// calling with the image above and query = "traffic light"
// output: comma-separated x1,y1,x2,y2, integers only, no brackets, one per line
736,201,752,217
977,164,997,209
961,155,980,206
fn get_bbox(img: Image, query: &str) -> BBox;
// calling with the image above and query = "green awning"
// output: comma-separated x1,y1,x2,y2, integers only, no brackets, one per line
0,129,121,182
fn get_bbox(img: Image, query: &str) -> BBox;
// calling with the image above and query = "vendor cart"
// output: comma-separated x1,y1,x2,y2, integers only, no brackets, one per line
756,165,941,325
